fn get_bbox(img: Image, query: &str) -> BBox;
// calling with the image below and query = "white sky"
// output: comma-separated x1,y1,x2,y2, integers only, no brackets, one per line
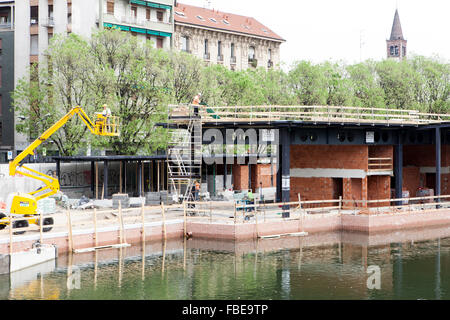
177,0,450,68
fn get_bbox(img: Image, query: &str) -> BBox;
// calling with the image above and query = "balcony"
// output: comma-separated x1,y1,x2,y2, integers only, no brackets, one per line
203,52,210,61
42,17,55,27
248,58,258,68
103,14,173,35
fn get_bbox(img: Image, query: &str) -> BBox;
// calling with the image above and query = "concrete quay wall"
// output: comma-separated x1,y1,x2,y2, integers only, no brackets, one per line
2,209,450,255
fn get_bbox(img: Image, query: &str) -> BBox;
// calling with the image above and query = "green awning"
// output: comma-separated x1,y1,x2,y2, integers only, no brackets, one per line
130,0,172,10
131,27,147,34
147,30,172,37
104,22,171,37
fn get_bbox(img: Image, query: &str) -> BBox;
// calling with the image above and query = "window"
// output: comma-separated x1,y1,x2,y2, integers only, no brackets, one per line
230,43,235,58
217,41,222,57
402,46,406,57
106,0,114,14
131,6,137,18
157,37,163,49
268,48,272,60
146,8,150,20
394,46,399,56
30,35,38,55
196,15,204,21
248,46,255,60
30,6,38,25
222,19,229,25
175,11,185,17
181,36,189,52
157,10,163,22
204,39,208,54
209,18,217,23
390,46,394,56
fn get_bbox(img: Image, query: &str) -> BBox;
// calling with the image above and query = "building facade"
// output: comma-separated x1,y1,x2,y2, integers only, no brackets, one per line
386,9,407,60
173,2,285,70
0,1,14,162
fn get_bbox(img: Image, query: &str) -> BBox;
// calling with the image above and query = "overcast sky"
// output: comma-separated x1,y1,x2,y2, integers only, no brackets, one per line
177,0,450,68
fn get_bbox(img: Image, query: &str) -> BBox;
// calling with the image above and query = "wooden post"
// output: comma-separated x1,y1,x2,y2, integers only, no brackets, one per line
39,210,43,245
118,200,124,244
183,201,187,237
209,201,212,223
161,203,167,240
141,200,146,242
255,199,259,238
9,215,13,255
141,162,144,196
119,161,123,194
93,208,98,247
67,210,73,252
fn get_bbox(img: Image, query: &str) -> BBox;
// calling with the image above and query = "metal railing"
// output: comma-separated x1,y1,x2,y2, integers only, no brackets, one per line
198,105,450,125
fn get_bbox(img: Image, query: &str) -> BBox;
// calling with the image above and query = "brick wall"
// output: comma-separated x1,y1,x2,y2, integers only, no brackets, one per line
232,164,249,190
368,176,391,207
290,145,368,170
232,163,276,191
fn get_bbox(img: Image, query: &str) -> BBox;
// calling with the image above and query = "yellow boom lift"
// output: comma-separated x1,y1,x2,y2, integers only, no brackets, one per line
0,106,119,234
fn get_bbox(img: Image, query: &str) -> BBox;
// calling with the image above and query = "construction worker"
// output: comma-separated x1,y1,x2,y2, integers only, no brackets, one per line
101,104,112,133
192,93,202,116
102,104,112,117
194,180,200,201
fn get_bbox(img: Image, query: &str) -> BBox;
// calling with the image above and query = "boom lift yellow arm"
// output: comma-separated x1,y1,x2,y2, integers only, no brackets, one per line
9,105,120,202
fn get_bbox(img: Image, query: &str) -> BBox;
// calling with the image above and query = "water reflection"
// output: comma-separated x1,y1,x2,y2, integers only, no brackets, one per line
1,225,450,300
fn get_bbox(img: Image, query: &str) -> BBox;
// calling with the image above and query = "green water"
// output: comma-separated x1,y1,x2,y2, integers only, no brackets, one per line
1,231,450,300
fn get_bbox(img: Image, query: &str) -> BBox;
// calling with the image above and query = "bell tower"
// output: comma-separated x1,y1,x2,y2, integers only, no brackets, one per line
386,9,407,60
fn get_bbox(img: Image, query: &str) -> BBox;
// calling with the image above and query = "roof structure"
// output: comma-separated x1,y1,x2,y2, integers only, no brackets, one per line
390,9,405,40
174,2,285,42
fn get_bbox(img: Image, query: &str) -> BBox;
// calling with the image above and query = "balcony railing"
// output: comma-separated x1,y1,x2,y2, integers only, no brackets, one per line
42,17,55,27
217,55,224,62
248,58,258,68
203,52,210,61
368,157,393,174
230,56,236,64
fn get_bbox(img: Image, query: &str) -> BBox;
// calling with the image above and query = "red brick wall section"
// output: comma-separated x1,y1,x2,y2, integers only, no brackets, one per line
290,177,335,204
290,145,368,170
368,176,391,207
232,164,248,190
402,166,421,198
403,145,435,167
253,164,275,189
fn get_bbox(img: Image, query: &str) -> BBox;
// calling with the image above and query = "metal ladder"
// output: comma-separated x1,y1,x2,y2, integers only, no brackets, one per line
167,107,202,203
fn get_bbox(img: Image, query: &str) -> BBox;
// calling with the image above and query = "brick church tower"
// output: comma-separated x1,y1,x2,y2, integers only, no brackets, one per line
386,9,407,60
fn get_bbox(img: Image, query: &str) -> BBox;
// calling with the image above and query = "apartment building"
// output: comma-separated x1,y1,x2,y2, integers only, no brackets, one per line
0,1,14,162
173,2,285,70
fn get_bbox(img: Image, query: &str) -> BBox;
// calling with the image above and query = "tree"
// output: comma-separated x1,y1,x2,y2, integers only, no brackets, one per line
13,29,170,156
13,34,97,156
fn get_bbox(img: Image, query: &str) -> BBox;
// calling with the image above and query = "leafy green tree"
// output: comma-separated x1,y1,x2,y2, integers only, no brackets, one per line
288,61,328,105
13,34,97,155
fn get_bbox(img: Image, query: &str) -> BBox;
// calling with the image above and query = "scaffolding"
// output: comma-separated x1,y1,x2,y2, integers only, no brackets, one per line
167,104,202,203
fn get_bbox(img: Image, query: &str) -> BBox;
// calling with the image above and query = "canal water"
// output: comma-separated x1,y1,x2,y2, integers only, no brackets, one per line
1,229,450,300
